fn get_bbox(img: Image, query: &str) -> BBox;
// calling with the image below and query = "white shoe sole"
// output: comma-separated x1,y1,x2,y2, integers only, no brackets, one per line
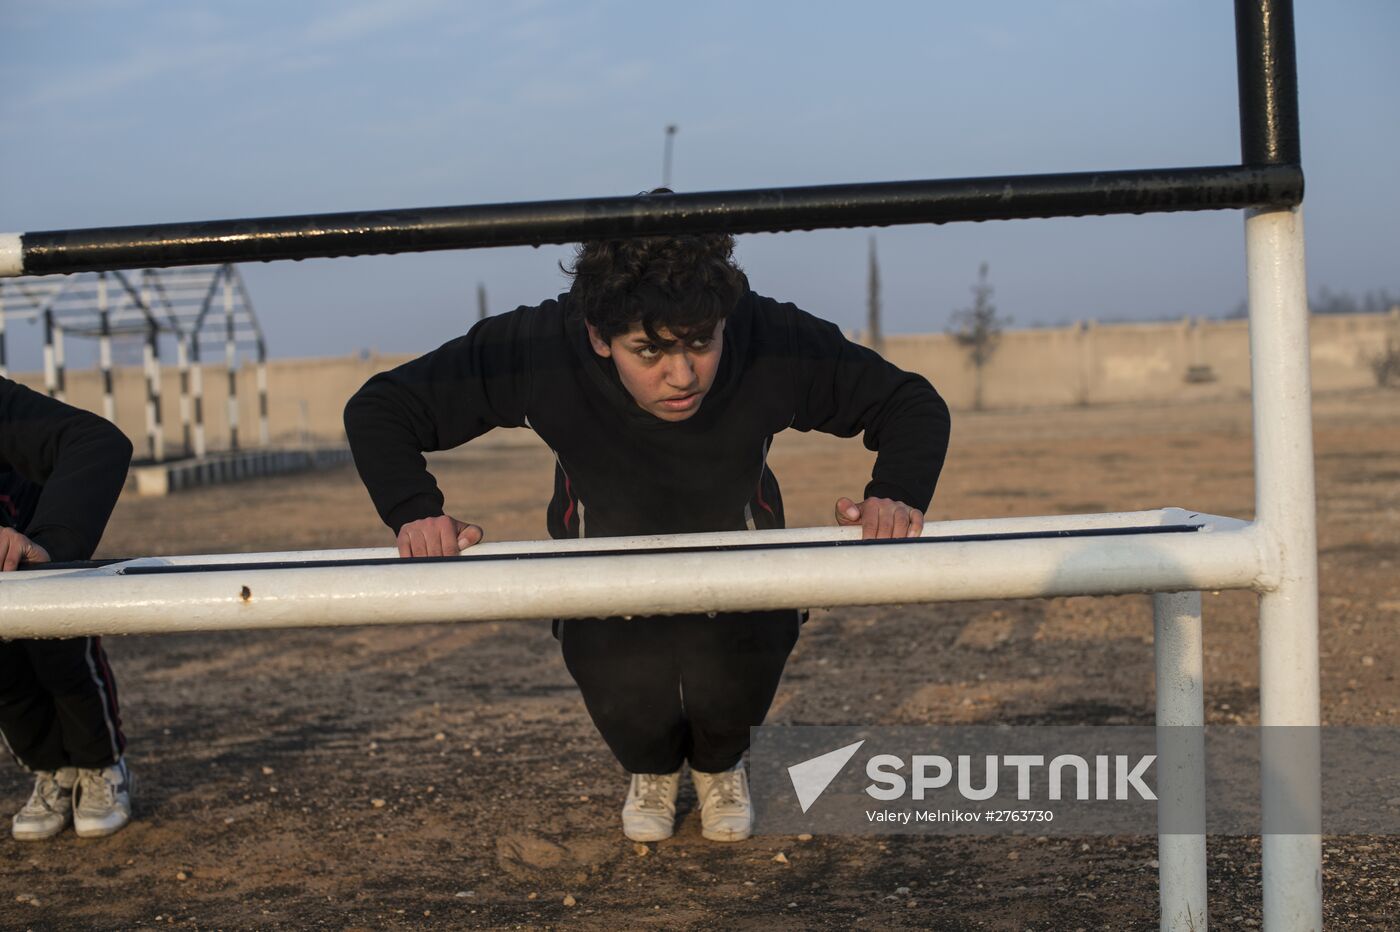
623,822,674,842
74,815,131,839
701,824,752,842
12,820,69,842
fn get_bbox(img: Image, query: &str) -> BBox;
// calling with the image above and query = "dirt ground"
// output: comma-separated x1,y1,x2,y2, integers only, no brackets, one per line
2,389,1398,930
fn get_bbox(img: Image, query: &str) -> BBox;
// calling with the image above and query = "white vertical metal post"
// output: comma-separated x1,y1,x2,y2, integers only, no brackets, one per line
1154,591,1208,932
1245,206,1321,931
223,266,239,451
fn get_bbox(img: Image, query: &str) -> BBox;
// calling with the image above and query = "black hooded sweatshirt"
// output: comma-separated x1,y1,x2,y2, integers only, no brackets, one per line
344,291,950,541
0,377,133,562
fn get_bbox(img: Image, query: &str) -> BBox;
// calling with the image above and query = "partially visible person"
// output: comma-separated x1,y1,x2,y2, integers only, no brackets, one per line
0,376,134,840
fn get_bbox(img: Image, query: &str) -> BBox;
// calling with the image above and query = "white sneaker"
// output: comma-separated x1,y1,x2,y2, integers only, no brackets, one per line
12,768,77,841
691,761,752,842
621,771,681,842
73,758,133,838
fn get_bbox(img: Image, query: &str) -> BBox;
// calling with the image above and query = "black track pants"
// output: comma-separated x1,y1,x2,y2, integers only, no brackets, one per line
559,610,801,775
0,637,125,772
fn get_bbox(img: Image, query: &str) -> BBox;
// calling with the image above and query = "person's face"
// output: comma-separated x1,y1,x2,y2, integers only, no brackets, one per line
586,319,725,422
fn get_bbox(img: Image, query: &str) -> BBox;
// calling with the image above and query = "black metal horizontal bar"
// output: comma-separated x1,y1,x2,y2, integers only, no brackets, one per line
19,523,1202,576
15,165,1301,277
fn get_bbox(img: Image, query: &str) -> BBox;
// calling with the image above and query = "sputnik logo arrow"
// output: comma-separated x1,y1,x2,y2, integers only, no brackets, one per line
787,739,866,813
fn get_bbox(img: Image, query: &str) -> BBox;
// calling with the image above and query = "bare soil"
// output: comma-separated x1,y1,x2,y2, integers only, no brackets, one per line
3,390,1398,930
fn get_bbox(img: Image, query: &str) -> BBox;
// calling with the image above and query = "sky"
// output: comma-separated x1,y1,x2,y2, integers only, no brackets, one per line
1,0,1396,365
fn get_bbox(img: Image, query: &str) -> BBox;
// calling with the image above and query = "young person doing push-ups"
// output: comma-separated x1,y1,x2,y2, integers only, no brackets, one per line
344,213,950,843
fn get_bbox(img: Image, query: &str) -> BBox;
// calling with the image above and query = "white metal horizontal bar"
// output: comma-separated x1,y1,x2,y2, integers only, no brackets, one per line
13,509,1239,579
0,518,1267,638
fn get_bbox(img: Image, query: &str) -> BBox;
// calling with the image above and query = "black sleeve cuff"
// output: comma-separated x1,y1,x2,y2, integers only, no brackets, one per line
862,480,929,511
384,495,448,536
25,525,90,564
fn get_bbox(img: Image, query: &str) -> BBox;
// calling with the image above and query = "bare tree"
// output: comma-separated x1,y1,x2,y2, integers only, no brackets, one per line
949,262,1011,411
866,236,883,355
1372,339,1400,388
1309,285,1399,316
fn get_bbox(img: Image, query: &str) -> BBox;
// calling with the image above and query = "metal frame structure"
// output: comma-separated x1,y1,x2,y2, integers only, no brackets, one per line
0,3,1318,929
0,264,269,458
141,264,270,455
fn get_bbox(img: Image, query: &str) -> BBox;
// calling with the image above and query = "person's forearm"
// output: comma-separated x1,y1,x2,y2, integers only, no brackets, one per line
864,385,951,512
1,380,132,561
26,424,132,561
344,385,447,533
344,312,534,533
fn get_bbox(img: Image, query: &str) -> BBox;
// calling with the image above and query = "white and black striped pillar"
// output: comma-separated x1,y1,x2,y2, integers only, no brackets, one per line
42,309,61,399
176,335,192,456
222,266,239,451
53,316,67,403
256,336,269,446
143,321,164,461
189,333,206,459
97,272,115,422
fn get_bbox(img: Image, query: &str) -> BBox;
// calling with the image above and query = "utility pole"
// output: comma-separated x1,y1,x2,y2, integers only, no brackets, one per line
477,282,488,322
662,124,678,189
867,236,883,354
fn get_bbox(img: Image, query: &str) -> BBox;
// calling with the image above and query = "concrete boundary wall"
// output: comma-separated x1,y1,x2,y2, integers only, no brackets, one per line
882,309,1398,411
7,310,1397,450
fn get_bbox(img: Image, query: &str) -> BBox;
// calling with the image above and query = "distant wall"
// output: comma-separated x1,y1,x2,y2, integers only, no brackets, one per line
4,353,412,455
6,310,1397,454
880,309,1399,410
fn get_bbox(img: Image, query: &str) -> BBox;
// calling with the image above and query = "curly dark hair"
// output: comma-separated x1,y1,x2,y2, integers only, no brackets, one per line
563,193,747,344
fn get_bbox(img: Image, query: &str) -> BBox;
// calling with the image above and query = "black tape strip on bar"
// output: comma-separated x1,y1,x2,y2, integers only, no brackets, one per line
28,523,1204,576
16,165,1301,276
